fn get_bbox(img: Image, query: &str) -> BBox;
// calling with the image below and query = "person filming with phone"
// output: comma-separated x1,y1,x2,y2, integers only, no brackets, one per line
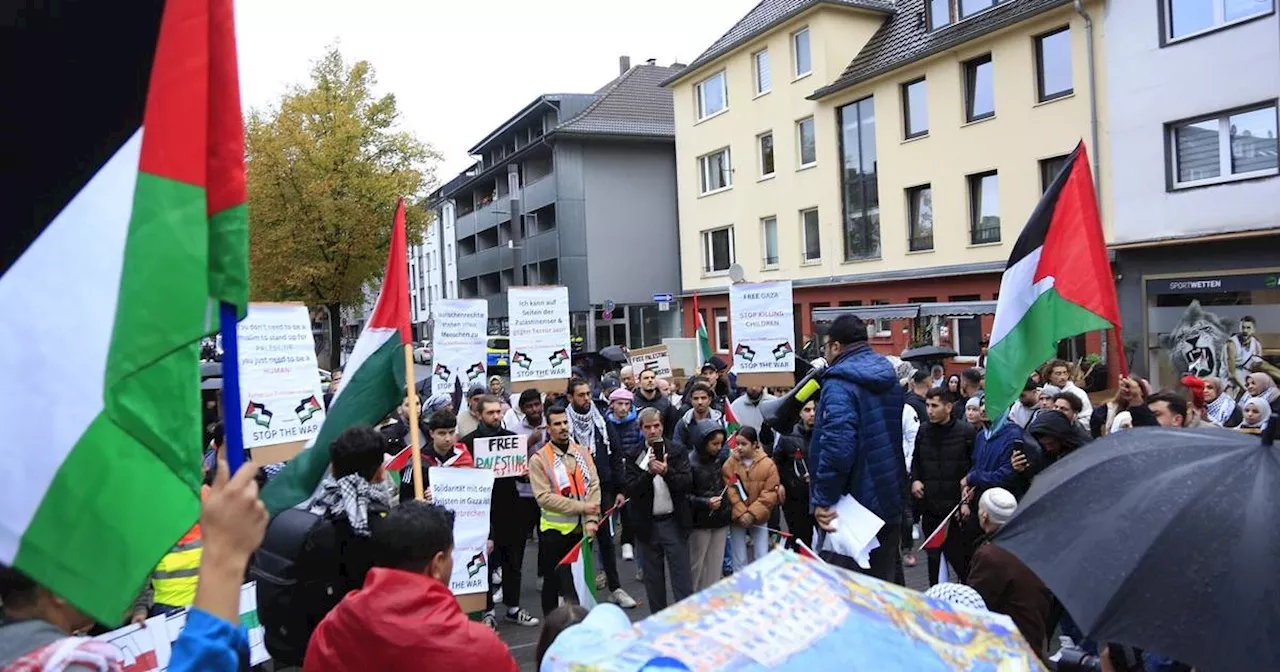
624,407,693,614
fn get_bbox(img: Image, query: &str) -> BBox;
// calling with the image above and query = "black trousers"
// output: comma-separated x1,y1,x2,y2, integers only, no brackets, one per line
639,516,693,613
820,522,900,582
595,491,621,592
781,498,813,549
538,527,582,617
488,498,538,611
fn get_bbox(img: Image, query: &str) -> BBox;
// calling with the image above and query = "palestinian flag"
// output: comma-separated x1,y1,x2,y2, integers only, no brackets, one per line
921,504,958,551
261,200,412,514
0,0,248,623
987,142,1120,425
692,292,713,366
724,402,741,435
558,538,598,608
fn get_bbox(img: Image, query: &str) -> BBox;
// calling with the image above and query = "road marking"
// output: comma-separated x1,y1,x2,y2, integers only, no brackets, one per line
508,641,538,651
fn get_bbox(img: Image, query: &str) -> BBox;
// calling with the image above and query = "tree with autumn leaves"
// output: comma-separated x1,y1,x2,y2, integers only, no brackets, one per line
246,46,440,369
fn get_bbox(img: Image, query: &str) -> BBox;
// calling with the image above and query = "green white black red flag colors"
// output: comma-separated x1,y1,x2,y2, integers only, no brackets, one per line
0,0,249,623
558,538,598,608
986,142,1121,425
260,199,413,514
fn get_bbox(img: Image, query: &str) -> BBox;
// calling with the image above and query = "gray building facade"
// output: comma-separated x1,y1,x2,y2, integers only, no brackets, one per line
444,59,684,350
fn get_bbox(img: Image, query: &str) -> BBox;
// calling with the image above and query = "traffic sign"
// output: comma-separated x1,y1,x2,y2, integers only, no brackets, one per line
652,293,674,303
604,299,616,311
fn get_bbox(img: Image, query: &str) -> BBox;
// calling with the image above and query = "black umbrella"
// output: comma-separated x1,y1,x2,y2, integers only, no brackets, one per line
992,423,1280,672
900,345,957,362
599,345,629,364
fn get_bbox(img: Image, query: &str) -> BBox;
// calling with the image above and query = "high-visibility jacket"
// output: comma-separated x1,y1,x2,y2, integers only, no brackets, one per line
152,526,202,608
537,443,594,534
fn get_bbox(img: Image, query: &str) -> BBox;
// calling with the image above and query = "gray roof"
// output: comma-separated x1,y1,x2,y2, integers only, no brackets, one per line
811,0,1071,99
556,63,683,139
661,0,896,86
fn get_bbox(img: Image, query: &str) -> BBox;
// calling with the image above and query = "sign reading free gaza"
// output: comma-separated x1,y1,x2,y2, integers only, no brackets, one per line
730,280,795,374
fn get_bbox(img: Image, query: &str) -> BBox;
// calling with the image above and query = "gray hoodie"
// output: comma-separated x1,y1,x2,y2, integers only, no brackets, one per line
0,620,98,670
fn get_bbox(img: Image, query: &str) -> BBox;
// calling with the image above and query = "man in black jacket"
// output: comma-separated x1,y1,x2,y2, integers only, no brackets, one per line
773,399,816,549
624,407,694,614
910,388,976,585
462,395,539,629
632,368,678,440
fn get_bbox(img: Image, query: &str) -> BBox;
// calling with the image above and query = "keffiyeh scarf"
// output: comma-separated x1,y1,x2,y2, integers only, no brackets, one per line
306,472,390,537
567,403,608,456
1205,393,1236,426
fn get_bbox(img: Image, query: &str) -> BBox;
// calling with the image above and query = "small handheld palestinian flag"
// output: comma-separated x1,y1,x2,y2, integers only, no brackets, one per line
724,401,742,435
790,537,825,563
557,538,598,608
728,474,749,503
921,504,960,552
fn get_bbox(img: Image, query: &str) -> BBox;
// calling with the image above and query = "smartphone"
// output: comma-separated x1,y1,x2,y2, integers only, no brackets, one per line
652,439,666,463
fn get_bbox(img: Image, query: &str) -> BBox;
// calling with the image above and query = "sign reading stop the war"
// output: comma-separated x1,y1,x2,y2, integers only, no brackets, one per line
730,281,795,387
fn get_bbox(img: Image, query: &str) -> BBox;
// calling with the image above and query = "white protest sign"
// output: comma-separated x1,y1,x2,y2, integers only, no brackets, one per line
508,286,571,384
236,303,326,449
429,466,496,596
96,582,269,669
472,434,528,478
629,345,673,379
431,299,489,396
729,281,795,374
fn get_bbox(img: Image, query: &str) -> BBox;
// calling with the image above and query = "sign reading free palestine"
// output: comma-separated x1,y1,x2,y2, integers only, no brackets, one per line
729,280,795,374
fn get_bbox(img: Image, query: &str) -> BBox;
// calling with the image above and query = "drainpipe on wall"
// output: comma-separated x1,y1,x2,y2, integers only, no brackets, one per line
1074,0,1100,197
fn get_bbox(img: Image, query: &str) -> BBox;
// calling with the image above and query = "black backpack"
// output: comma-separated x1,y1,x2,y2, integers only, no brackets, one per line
251,507,324,667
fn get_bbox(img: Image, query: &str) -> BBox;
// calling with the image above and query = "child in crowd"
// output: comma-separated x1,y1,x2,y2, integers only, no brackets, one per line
1237,398,1271,435
687,420,731,592
722,426,779,572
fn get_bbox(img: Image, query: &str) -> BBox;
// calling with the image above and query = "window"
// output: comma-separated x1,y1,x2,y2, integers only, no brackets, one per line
800,209,821,263
702,226,735,274
713,308,730,353
907,185,934,252
929,0,952,29
797,117,817,167
695,71,728,120
759,132,776,177
871,299,892,336
961,0,1000,18
792,28,812,77
1039,154,1072,193
902,78,929,138
1165,0,1275,41
1170,103,1278,188
1035,27,1073,102
754,49,771,95
762,217,779,268
968,171,1001,244
964,54,995,122
698,147,733,194
838,97,879,260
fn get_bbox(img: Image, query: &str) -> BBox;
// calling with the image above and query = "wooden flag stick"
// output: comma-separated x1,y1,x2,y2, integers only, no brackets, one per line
403,343,425,500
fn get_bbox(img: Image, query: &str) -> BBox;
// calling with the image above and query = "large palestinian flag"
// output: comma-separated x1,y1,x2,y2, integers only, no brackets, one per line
986,142,1120,423
0,0,248,623
261,200,413,514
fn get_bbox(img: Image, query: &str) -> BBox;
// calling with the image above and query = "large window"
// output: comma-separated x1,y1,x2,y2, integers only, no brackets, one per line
793,27,812,77
758,132,775,177
714,308,730,353
761,217,779,269
968,171,1001,245
907,184,934,252
797,117,817,167
696,71,728,120
929,0,952,29
1035,27,1073,102
964,54,995,122
902,77,929,139
698,147,733,194
838,97,879,261
961,0,1000,18
702,226,735,275
1170,102,1278,188
1040,154,1072,193
754,49,771,95
801,208,821,263
1164,0,1275,42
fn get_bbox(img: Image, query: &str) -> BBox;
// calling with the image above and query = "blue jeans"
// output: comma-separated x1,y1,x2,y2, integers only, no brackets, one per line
728,525,769,572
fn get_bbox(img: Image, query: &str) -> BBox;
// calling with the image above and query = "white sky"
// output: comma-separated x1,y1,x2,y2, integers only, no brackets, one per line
235,0,760,182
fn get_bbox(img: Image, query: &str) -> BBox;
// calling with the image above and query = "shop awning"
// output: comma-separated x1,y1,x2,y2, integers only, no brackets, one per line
919,300,997,317
813,300,998,324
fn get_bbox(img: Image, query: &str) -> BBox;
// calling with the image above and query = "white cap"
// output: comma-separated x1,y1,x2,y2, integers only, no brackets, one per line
979,487,1018,526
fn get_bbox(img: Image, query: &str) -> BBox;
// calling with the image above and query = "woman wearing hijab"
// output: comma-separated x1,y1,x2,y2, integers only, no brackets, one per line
1240,372,1280,416
1237,398,1272,435
488,376,512,413
1202,377,1243,428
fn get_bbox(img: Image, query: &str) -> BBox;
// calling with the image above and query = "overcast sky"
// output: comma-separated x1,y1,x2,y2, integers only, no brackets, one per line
235,0,759,182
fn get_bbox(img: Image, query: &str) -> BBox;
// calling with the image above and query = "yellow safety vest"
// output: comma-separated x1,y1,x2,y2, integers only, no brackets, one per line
538,443,593,534
152,530,202,608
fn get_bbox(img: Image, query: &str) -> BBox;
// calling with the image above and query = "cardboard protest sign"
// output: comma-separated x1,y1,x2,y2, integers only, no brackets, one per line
236,303,326,450
508,286,571,391
472,434,528,478
730,281,795,387
431,299,488,396
429,467,495,599
629,345,673,379
96,582,269,669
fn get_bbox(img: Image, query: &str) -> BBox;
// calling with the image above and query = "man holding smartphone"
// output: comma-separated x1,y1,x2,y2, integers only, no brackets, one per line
624,407,694,613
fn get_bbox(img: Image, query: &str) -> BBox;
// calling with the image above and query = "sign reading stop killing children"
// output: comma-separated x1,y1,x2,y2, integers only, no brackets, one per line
472,434,528,478
730,281,796,386
431,299,489,396
429,467,496,598
236,303,327,450
508,286,571,389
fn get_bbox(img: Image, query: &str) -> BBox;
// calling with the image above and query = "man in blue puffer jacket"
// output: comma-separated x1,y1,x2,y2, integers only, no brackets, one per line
810,315,907,580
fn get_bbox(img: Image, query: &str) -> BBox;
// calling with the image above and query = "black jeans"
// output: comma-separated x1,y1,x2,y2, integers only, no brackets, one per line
595,492,621,592
781,499,813,549
488,498,538,612
819,521,901,582
639,516,693,613
538,527,582,617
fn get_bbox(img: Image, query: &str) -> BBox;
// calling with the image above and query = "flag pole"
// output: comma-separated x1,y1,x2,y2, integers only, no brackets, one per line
219,301,246,473
404,344,425,500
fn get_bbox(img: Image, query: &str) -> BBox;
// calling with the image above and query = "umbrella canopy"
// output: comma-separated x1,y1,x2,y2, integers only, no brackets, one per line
599,344,629,364
993,424,1280,672
901,345,958,362
200,360,222,378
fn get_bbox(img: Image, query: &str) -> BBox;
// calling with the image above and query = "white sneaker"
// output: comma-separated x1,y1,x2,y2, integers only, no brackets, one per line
610,588,638,609
482,611,497,632
491,568,503,585
622,543,635,561
493,587,503,603
505,607,540,627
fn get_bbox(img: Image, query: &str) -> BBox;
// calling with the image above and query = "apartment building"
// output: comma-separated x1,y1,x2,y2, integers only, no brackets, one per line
440,59,683,349
1105,0,1279,387
406,184,462,341
667,0,1108,366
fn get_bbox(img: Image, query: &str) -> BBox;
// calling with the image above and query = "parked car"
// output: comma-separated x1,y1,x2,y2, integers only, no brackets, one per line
413,340,433,364
487,336,510,374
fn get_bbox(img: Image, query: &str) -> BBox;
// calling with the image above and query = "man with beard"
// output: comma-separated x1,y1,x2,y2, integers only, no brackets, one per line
910,389,975,585
730,385,776,434
462,395,540,630
456,383,488,438
565,378,623,606
632,368,678,440
673,383,724,455
1047,359,1092,432
773,400,816,550
1007,378,1039,429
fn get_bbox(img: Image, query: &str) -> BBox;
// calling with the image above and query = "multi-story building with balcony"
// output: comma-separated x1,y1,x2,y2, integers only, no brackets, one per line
407,181,462,341
667,0,1110,369
441,58,683,349
1105,0,1279,387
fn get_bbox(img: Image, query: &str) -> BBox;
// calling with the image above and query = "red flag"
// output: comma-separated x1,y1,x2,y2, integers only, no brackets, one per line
921,504,959,551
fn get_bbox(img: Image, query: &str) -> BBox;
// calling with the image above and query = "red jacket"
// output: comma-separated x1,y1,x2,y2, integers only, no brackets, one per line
303,568,517,672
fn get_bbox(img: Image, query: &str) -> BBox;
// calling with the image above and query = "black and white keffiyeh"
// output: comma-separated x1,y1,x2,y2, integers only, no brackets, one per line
567,403,608,456
306,472,390,537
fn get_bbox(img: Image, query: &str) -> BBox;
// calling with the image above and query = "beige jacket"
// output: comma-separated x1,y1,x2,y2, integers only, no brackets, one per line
528,440,601,525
